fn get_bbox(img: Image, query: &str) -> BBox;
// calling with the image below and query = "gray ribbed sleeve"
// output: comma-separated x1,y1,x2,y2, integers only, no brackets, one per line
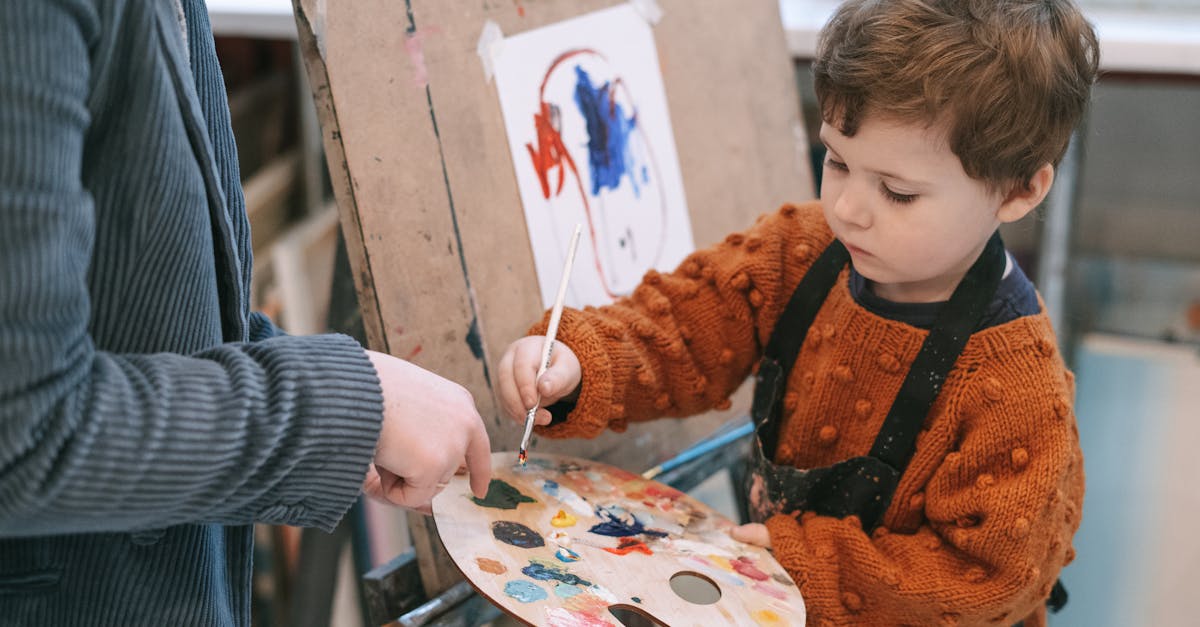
1,0,391,623
0,0,384,539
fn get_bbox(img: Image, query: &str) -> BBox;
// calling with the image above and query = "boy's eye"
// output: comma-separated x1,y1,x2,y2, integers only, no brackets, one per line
824,158,848,172
881,183,918,204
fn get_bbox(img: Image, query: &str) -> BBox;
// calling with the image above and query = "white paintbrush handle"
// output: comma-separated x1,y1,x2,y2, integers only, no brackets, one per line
519,224,583,456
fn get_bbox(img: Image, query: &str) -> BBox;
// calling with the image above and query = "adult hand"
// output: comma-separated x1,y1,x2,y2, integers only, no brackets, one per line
495,335,582,427
730,523,772,548
363,350,492,514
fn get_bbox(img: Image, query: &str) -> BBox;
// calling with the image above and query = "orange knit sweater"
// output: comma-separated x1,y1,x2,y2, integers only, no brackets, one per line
531,202,1083,626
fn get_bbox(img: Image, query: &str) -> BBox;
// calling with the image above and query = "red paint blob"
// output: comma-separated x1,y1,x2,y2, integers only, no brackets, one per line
602,537,653,556
732,556,770,581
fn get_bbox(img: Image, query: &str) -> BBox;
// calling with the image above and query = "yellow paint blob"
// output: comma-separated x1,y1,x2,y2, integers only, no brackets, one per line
708,555,735,572
751,609,784,626
550,509,577,528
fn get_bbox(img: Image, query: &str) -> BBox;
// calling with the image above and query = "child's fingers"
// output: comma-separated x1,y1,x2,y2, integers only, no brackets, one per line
730,523,771,548
537,343,581,402
511,337,548,408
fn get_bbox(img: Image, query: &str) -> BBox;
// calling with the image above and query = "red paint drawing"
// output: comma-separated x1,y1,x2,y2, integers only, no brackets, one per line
493,5,695,309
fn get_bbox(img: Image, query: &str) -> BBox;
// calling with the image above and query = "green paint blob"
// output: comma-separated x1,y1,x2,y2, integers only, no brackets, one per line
472,479,537,510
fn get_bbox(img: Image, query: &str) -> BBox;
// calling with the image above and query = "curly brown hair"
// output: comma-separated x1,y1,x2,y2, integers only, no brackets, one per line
813,0,1099,193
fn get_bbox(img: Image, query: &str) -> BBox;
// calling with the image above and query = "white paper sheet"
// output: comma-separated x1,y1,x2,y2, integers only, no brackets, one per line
491,5,695,309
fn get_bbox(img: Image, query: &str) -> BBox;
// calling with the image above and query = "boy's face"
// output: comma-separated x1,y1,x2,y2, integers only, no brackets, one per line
818,116,1006,303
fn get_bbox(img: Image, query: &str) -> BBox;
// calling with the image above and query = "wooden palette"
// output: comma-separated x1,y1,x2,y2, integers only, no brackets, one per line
432,452,805,626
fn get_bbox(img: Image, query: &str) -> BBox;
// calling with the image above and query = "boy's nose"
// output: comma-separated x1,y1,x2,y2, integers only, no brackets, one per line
832,182,873,229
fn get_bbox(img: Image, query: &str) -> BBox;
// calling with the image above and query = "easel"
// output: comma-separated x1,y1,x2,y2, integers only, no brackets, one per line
290,0,813,623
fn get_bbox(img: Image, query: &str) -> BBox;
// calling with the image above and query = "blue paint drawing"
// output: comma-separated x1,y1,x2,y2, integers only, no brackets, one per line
519,46,685,303
573,66,643,198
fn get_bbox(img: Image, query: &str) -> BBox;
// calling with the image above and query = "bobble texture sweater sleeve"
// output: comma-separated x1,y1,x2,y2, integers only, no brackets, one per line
528,204,833,438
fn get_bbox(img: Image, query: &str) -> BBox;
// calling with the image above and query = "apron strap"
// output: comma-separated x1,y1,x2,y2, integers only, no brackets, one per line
762,240,850,374
869,232,1006,469
754,240,850,455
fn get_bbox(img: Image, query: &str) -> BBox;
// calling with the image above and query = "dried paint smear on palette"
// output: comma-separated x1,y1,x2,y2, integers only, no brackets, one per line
432,452,806,626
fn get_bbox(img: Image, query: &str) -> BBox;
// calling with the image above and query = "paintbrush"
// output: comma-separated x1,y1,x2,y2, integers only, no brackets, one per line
518,223,583,466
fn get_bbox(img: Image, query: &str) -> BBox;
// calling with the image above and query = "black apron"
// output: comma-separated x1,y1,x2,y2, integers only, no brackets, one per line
744,232,1066,616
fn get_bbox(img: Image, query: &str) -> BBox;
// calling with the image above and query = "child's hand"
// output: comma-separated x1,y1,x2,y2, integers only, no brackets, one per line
496,336,582,427
730,523,771,548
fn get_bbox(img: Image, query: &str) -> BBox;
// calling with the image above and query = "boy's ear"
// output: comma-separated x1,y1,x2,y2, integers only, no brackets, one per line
997,163,1055,224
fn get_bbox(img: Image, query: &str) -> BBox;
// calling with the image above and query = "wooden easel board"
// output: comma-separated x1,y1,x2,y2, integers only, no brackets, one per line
293,0,813,595
433,452,805,626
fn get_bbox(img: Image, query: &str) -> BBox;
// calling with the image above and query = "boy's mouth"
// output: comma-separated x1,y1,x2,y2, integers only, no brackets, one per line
843,241,871,258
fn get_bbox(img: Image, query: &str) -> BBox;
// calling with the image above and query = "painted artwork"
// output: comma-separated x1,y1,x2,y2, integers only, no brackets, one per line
432,452,806,626
492,5,695,309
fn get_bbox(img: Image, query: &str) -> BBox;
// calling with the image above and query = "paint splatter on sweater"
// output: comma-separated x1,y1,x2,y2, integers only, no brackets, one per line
529,202,1083,627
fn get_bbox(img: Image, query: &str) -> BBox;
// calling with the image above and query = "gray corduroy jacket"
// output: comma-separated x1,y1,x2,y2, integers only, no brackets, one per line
0,0,384,624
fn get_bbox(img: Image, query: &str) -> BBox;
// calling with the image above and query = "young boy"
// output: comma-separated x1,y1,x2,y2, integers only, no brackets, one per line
495,0,1097,624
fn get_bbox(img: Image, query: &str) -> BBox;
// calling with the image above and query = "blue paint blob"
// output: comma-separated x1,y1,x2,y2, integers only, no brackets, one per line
573,66,642,198
492,520,545,548
555,546,581,562
555,583,584,599
503,580,547,603
588,506,668,538
632,596,642,604
522,561,593,587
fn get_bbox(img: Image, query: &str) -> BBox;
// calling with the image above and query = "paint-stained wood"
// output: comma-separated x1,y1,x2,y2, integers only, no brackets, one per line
292,0,813,598
432,452,805,626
